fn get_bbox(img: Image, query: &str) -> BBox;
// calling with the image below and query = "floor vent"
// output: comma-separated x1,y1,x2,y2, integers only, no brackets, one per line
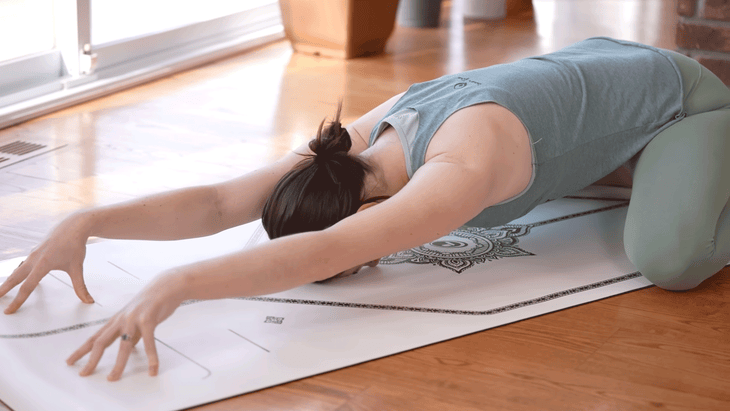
0,141,46,156
0,140,62,170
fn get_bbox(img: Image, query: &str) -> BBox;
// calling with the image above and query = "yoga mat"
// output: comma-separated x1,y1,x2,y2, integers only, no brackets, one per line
0,186,655,411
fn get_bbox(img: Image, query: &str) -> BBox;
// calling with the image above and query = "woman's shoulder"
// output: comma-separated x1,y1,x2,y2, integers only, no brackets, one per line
424,102,534,206
346,92,406,154
425,103,527,163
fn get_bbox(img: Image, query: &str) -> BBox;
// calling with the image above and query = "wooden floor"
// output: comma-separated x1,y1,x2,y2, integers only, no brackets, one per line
2,0,729,409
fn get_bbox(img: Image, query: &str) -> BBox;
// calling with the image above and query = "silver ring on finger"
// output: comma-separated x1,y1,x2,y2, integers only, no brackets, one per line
121,333,130,342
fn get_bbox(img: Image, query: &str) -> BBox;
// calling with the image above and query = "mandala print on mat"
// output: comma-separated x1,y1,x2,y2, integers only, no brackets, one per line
380,225,534,273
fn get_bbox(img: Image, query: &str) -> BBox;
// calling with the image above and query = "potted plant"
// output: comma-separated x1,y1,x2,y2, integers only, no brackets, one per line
278,0,400,59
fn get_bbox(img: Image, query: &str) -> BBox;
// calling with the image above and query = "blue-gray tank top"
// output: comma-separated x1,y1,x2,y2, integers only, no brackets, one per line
368,37,686,228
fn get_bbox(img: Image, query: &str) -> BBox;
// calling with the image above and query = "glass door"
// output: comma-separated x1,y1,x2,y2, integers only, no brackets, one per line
90,0,281,73
0,0,65,108
92,0,274,45
0,0,283,129
0,0,55,62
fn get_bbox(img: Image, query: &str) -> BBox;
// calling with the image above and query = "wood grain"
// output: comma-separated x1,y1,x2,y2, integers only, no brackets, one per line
3,1,729,410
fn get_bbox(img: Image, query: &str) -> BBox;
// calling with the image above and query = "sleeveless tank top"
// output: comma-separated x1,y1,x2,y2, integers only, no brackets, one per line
368,37,686,228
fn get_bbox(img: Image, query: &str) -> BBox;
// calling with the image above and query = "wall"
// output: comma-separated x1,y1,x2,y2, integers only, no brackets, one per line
677,0,730,84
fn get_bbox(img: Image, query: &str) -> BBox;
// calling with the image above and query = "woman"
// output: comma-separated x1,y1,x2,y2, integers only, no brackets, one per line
1,37,729,381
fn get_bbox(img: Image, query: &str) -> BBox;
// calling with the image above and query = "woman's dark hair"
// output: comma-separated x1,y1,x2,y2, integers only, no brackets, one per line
262,102,373,239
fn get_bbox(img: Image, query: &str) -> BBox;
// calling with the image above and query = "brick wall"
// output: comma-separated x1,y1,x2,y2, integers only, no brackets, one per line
676,0,730,85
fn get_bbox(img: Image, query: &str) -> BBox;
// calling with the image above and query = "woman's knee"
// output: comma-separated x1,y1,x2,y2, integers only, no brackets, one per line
624,232,713,291
636,261,705,291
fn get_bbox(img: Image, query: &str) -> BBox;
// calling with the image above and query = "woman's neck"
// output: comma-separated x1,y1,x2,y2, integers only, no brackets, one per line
361,165,388,201
357,135,409,201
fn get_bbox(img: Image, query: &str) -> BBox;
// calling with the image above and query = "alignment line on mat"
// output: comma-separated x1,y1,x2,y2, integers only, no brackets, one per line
527,202,629,228
0,318,109,339
237,272,646,316
107,261,140,280
228,329,270,353
0,203,651,338
155,338,212,379
244,223,265,248
562,195,630,202
0,271,654,338
48,272,103,307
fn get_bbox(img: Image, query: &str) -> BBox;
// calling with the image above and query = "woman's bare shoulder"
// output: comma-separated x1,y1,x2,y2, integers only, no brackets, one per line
346,92,406,155
424,103,533,206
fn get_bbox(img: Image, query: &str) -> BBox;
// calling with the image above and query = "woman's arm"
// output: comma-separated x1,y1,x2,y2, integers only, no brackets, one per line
77,91,403,242
69,91,409,241
0,143,316,312
80,148,309,241
68,134,494,381
173,158,493,299
2,96,407,312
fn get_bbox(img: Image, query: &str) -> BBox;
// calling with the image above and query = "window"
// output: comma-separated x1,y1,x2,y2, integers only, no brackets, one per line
0,0,283,129
0,0,55,62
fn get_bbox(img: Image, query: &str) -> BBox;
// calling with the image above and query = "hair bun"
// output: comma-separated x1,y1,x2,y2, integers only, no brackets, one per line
309,101,352,159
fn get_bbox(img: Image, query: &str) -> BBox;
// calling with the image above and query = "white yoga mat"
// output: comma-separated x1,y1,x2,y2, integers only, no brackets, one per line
0,186,655,411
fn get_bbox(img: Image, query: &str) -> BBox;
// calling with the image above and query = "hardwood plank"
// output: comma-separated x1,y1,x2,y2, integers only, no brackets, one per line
193,379,366,411
0,226,42,260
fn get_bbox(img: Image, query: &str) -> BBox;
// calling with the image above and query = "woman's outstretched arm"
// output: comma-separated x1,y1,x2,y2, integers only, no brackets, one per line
66,127,495,381
80,150,310,241
0,151,310,312
102,91,407,241
177,158,493,298
0,95,404,311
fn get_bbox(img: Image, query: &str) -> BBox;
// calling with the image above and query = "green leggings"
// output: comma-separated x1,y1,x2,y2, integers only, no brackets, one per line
624,50,730,291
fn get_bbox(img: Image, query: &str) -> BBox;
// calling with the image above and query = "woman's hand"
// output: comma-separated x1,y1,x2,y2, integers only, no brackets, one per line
66,272,187,381
0,213,94,314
